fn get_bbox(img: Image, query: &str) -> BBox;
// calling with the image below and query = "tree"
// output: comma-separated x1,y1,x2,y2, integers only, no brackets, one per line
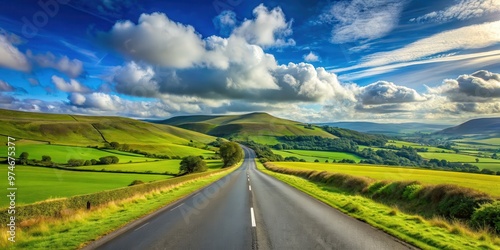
99,156,119,165
110,142,120,149
19,152,29,165
492,153,498,159
121,144,130,151
219,142,243,167
476,158,480,163
41,155,51,162
179,156,207,174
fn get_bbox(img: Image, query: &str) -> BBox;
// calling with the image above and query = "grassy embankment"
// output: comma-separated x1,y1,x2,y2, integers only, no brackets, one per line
0,163,240,250
258,161,500,249
271,162,500,196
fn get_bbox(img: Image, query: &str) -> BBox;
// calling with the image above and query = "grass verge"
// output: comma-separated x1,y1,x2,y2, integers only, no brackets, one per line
0,165,240,250
257,161,500,249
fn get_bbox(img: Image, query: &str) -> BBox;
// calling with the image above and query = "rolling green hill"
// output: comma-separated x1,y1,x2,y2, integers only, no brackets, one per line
157,112,336,144
437,117,500,137
0,109,216,156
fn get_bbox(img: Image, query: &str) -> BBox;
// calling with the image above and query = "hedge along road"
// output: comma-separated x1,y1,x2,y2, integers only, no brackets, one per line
92,146,414,250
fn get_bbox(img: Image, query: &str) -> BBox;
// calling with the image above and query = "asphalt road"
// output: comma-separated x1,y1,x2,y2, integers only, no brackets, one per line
92,146,414,250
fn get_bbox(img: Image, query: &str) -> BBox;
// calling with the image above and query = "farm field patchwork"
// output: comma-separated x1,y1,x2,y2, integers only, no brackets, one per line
386,140,454,153
271,162,500,197
474,163,500,171
79,159,224,174
418,152,500,163
272,149,363,162
0,144,148,163
126,143,216,157
0,165,170,207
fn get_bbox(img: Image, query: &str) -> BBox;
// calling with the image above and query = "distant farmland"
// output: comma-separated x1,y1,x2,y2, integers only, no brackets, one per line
272,149,363,162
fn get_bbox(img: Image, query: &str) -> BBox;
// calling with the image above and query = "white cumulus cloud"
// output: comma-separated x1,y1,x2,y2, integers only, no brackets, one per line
52,75,91,93
28,51,84,78
303,51,319,62
233,4,295,47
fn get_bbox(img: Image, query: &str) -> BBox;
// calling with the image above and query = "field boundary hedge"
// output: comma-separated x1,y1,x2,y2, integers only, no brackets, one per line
264,162,499,234
0,168,229,225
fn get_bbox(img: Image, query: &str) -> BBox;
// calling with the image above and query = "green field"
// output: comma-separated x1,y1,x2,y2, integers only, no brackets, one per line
386,140,454,153
419,152,500,163
126,143,216,157
271,162,500,197
0,144,148,163
272,149,363,162
80,159,224,174
0,165,170,207
474,163,500,171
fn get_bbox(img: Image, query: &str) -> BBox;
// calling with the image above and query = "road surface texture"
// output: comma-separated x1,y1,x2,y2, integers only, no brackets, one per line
92,146,414,250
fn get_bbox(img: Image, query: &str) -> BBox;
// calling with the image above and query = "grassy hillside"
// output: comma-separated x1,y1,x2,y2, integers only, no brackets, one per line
320,122,449,134
0,109,216,156
158,112,336,143
438,117,500,137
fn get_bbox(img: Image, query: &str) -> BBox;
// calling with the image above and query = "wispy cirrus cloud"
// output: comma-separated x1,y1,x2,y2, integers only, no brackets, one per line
320,0,406,44
0,34,30,72
410,0,500,23
336,50,500,81
333,20,500,73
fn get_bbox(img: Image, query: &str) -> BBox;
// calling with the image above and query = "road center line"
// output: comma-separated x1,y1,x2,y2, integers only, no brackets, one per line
250,207,256,227
249,185,251,191
133,222,149,231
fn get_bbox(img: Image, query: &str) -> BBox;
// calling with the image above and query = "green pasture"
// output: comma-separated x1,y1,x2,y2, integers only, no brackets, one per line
272,149,363,162
271,162,500,197
0,144,147,163
79,159,224,174
0,165,170,207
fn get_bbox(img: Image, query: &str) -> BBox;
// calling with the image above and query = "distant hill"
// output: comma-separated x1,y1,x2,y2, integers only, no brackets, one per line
318,122,449,134
156,112,336,144
0,109,216,154
437,118,500,137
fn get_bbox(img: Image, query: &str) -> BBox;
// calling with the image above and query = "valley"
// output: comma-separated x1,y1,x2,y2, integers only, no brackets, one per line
0,108,499,249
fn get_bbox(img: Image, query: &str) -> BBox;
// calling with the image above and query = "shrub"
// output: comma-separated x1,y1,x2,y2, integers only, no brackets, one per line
67,159,85,167
128,180,145,186
41,155,51,162
471,201,500,234
403,183,423,200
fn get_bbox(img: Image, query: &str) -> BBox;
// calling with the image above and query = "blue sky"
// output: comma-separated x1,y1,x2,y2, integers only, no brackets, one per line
0,0,499,123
